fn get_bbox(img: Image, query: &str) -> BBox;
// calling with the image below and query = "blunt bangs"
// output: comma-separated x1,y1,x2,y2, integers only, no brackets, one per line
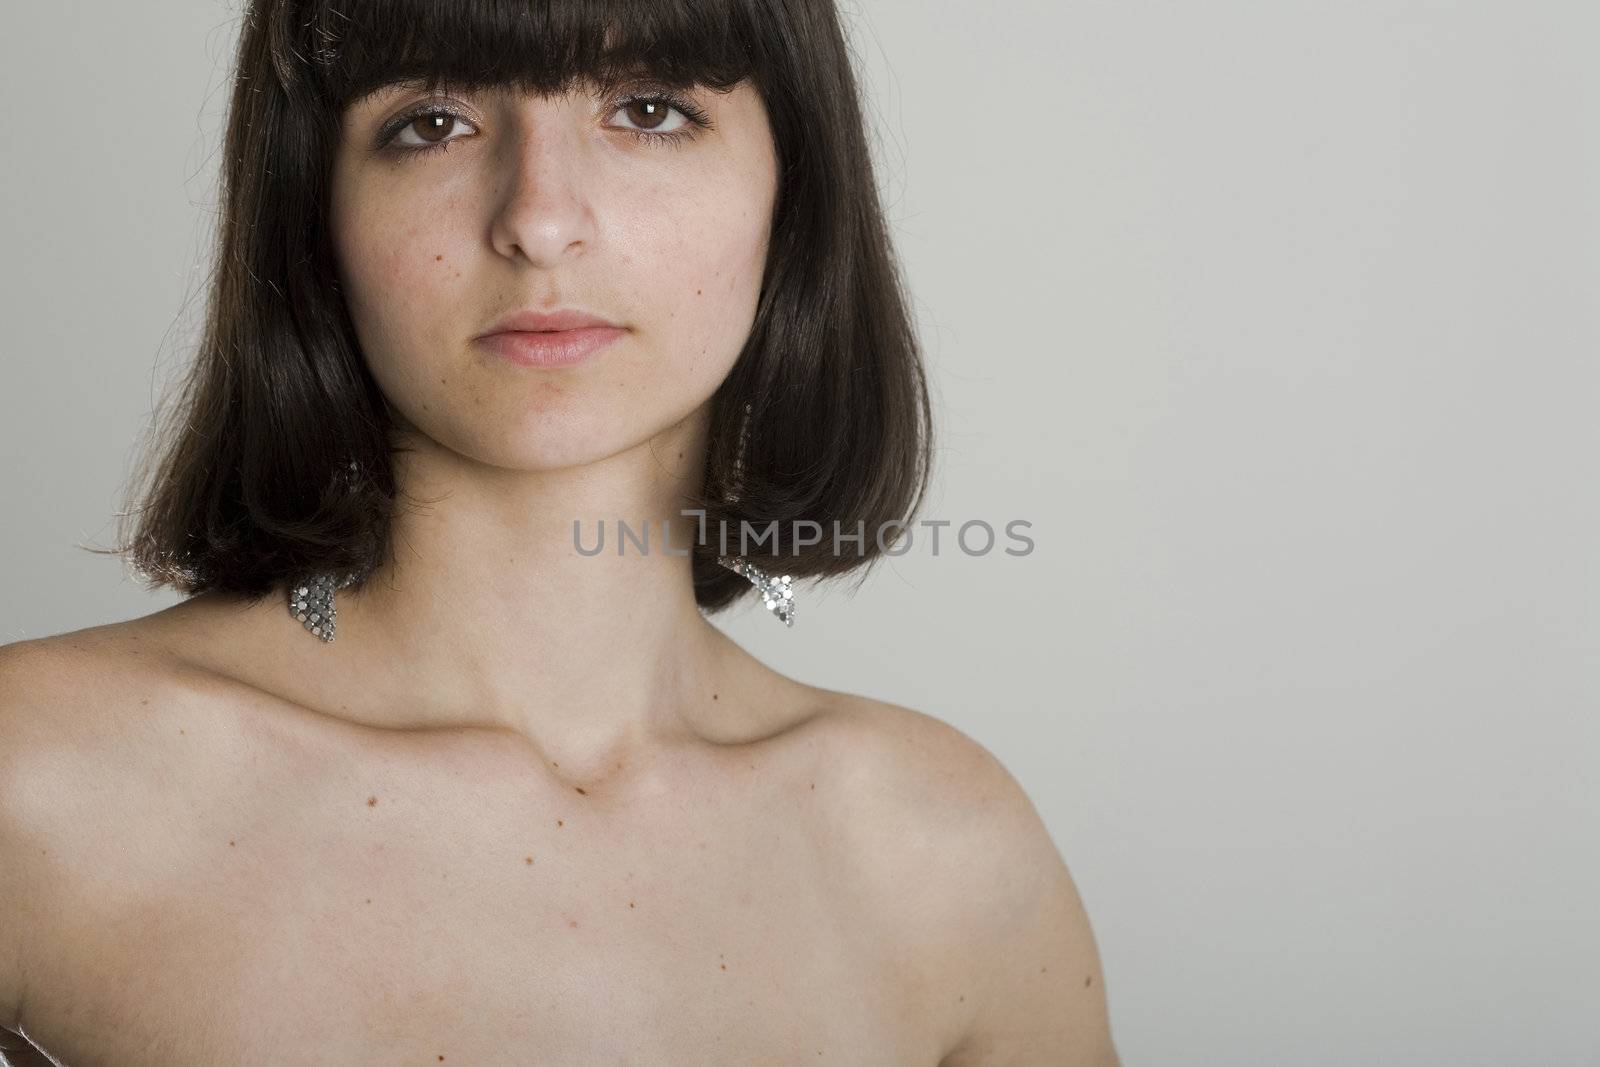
284,0,762,114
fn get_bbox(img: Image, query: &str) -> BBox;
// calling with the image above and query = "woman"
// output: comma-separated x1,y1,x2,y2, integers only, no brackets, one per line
0,0,1119,1063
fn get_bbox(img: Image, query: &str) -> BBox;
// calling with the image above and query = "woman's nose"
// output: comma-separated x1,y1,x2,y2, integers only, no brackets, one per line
487,112,599,268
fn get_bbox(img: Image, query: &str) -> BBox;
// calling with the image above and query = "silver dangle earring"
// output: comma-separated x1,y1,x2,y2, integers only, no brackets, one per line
287,459,362,642
287,572,358,642
716,401,795,627
716,554,795,627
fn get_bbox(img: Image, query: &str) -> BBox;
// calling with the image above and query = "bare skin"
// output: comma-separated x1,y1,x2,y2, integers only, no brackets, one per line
0,600,1117,1065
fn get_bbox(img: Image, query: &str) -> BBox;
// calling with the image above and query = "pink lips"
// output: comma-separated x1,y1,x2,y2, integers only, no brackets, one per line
476,308,626,368
479,327,626,367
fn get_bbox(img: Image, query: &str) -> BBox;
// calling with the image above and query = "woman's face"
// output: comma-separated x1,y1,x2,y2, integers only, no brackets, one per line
329,75,779,472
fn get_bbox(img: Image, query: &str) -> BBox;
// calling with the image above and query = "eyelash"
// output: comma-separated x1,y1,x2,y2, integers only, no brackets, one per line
375,90,713,160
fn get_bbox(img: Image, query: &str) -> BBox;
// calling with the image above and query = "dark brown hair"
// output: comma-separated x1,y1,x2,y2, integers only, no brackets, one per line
111,0,934,615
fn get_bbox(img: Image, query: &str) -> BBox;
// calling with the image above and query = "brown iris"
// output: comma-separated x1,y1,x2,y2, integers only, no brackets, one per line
620,99,670,131
409,114,455,144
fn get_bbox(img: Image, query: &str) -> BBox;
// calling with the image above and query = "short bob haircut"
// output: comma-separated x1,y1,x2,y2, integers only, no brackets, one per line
113,0,934,616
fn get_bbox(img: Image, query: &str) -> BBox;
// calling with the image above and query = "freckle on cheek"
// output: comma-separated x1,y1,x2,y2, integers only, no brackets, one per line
435,254,443,261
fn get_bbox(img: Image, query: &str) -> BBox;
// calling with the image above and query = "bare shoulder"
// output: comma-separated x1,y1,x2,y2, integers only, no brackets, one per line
0,624,240,1036
0,632,120,1035
0,619,257,851
807,691,1120,1067
0,637,47,1033
0,621,230,788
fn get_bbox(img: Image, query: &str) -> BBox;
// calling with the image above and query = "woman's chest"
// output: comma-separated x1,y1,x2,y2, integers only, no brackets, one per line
27,746,947,1066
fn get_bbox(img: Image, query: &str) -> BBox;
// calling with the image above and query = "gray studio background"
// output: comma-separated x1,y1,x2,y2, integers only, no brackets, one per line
3,2,1596,1064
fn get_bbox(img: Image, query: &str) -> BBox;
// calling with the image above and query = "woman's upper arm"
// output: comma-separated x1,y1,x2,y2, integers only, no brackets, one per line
0,639,45,1035
939,843,1120,1065
831,700,1120,1066
926,726,1121,1067
0,636,103,1039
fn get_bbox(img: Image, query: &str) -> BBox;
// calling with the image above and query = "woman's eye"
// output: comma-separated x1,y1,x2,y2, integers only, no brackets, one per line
609,97,691,136
387,111,478,152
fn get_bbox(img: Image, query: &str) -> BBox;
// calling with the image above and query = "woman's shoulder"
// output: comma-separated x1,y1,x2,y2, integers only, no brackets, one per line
803,688,1113,1061
811,691,1058,937
0,622,191,1033
0,620,177,758
0,614,246,766
0,614,264,885
0,622,228,868
804,687,1036,822
0,612,311,1024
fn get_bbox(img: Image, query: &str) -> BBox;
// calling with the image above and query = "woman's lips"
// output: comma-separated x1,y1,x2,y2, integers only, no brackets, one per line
477,326,626,368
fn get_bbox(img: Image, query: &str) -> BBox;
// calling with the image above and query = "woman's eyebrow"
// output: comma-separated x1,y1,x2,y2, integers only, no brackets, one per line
350,76,471,114
352,79,426,108
347,69,678,118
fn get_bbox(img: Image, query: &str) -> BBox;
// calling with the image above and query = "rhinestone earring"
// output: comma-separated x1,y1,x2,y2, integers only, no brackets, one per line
715,401,795,627
287,571,358,643
287,459,363,642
